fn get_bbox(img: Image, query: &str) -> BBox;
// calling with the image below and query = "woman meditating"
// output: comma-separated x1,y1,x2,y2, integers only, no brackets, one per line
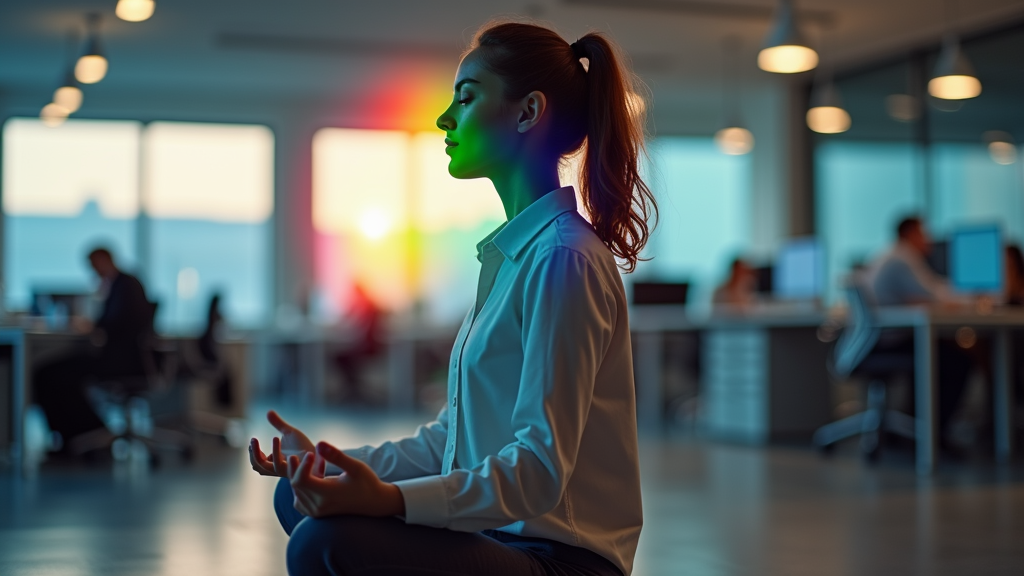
249,20,656,576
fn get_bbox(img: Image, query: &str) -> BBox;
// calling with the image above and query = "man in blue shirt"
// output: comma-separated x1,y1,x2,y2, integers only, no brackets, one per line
864,217,974,454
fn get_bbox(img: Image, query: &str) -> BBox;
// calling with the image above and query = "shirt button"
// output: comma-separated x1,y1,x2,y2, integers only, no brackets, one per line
451,397,458,407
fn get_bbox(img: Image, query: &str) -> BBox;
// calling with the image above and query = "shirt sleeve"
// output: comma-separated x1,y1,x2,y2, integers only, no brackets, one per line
333,405,449,482
394,247,616,531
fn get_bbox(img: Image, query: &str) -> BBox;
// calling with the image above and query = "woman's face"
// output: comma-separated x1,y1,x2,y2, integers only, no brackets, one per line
436,50,521,180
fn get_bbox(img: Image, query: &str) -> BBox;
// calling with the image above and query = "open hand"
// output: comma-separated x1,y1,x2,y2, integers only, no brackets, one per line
288,441,405,518
249,410,319,477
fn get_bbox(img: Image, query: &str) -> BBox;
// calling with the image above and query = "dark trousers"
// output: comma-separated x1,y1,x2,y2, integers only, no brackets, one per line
33,351,129,444
274,479,622,576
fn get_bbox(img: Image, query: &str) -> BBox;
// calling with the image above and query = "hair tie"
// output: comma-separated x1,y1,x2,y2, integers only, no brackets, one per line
570,40,586,60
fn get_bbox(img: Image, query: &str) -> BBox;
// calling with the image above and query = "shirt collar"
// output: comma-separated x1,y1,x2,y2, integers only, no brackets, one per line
476,186,578,262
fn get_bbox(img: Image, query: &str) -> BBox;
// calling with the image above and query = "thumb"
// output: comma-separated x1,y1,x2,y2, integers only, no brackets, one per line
316,442,366,476
266,410,294,434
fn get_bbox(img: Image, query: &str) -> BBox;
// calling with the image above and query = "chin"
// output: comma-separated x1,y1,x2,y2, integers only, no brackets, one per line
447,162,482,180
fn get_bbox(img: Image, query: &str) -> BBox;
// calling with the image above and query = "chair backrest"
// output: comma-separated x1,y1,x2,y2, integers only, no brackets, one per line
833,282,881,377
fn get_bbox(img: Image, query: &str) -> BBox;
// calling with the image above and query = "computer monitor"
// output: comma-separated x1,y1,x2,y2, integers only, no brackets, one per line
30,291,89,317
773,238,824,300
949,225,1002,294
632,282,689,305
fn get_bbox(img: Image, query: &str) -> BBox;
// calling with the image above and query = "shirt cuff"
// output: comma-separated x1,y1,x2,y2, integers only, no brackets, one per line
393,475,449,528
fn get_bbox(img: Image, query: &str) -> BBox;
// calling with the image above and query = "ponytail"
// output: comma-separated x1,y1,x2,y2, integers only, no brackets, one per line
471,22,657,272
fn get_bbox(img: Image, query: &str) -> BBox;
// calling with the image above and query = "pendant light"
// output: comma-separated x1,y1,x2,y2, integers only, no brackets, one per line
984,131,1017,165
75,14,108,85
716,38,754,155
928,0,980,100
758,0,818,74
53,69,83,114
116,0,156,22
806,83,850,134
40,103,69,128
805,26,849,134
928,35,981,100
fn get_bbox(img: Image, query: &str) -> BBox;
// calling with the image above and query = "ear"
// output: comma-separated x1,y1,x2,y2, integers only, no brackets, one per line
516,90,548,134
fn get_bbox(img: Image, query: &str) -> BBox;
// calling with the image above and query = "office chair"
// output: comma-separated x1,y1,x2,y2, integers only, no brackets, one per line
176,335,245,445
71,301,195,466
813,283,917,461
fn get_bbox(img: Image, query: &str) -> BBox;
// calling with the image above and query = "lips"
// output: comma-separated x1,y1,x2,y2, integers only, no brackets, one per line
444,138,458,147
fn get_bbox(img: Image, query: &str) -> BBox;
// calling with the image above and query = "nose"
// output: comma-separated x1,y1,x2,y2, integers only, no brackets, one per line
436,102,456,131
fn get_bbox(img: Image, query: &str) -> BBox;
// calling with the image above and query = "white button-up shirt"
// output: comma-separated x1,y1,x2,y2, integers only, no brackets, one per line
345,187,643,575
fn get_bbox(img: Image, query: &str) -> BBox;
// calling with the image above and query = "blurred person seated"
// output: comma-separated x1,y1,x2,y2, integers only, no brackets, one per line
333,284,384,404
712,257,757,310
33,247,153,454
862,216,975,454
865,216,958,306
1004,244,1024,306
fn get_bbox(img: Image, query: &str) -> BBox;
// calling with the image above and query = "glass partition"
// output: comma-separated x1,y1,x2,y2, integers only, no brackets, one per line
814,22,1024,301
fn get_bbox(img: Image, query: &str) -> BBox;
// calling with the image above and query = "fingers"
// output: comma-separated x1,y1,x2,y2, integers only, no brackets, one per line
249,438,276,475
272,436,288,476
266,410,294,434
316,442,369,478
289,453,315,485
314,452,327,479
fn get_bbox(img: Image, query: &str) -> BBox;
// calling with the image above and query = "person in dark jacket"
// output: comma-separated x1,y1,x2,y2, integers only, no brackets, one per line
33,247,153,453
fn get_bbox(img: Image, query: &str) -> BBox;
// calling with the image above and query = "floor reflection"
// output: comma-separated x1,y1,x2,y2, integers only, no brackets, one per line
1,402,1023,576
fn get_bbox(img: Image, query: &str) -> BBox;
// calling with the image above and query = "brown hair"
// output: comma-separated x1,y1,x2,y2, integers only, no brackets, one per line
469,22,657,272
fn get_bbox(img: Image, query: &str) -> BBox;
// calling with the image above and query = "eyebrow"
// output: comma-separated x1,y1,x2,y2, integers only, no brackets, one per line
454,78,480,92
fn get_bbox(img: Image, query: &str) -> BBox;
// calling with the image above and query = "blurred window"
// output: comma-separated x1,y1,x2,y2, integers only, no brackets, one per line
2,118,274,331
143,122,274,331
313,132,752,320
931,143,1024,239
2,118,141,311
636,137,752,310
816,141,923,301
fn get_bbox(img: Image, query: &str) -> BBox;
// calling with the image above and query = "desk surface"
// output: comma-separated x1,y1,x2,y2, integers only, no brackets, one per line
874,306,1024,328
630,304,1024,333
629,304,829,332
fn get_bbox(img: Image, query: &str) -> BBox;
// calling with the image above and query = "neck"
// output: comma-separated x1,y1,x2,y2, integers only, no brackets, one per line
489,158,562,221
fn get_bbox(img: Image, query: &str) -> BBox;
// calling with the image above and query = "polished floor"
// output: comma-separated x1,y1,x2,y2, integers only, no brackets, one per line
2,403,1023,576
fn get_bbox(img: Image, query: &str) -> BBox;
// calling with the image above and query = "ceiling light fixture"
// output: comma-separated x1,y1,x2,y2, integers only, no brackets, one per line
716,38,754,155
53,69,83,113
75,14,108,84
806,83,851,134
116,0,156,22
40,103,70,128
984,131,1017,165
885,94,920,123
758,0,818,74
929,1,980,100
928,35,981,100
715,127,755,155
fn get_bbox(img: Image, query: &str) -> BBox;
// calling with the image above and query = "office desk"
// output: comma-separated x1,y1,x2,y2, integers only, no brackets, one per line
874,307,1024,475
630,306,832,442
0,328,26,473
1,328,251,474
0,328,90,473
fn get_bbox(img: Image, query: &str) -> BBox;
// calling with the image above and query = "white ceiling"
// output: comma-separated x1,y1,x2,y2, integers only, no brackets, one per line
1,0,1023,129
